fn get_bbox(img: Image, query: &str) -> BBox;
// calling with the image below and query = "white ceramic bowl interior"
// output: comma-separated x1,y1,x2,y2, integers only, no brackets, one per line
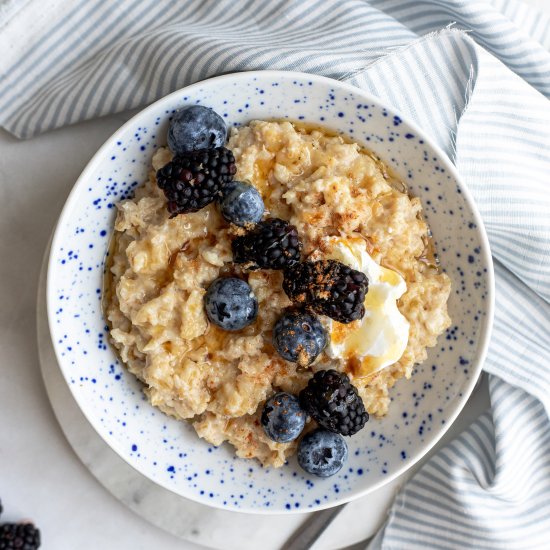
47,71,493,513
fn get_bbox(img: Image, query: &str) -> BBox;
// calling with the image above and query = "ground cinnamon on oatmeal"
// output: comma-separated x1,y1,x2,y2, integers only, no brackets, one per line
105,120,451,467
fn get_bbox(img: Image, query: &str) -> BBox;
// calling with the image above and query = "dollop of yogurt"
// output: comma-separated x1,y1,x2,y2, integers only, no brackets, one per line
323,236,410,377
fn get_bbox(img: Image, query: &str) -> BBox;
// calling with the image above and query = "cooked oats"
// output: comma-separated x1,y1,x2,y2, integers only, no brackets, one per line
105,120,451,467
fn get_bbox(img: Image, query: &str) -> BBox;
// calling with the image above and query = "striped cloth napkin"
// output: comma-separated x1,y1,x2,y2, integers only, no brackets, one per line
2,1,549,548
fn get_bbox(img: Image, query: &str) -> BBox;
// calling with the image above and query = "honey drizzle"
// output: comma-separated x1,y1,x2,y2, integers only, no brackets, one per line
101,233,117,322
288,120,439,270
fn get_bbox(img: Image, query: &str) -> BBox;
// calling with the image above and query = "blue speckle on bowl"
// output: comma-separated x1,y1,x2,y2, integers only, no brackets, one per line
47,71,491,513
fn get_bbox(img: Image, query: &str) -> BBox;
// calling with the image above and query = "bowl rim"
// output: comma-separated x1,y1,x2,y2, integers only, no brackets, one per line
47,69,495,514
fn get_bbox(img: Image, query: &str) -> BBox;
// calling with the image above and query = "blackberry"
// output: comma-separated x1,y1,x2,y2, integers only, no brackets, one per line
283,260,368,324
232,218,302,270
0,523,41,550
156,147,236,216
299,369,369,436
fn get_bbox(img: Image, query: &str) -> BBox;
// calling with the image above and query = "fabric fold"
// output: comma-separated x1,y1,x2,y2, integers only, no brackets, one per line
0,0,414,138
370,0,550,97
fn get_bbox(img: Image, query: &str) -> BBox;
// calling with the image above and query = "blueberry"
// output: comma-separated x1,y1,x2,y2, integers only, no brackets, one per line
204,277,258,331
220,181,264,226
261,392,306,443
272,311,327,366
298,429,348,477
167,105,227,154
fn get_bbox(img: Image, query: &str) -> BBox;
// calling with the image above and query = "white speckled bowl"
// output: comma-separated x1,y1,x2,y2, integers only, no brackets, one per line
47,71,494,514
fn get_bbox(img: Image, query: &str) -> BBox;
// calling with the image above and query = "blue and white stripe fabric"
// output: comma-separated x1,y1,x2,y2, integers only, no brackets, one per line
2,1,549,548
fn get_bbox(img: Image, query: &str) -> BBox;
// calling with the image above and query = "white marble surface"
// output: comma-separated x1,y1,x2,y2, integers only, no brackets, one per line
35,244,400,550
4,2,548,544
37,237,489,550
15,0,550,537
525,0,547,11
0,104,494,550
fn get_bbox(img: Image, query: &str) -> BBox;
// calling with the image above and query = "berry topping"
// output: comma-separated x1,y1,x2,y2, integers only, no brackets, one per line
283,259,368,324
299,369,369,436
297,428,348,477
272,311,327,366
219,181,264,227
0,522,41,550
261,392,306,443
204,277,258,331
232,218,302,270
157,147,236,216
167,105,227,155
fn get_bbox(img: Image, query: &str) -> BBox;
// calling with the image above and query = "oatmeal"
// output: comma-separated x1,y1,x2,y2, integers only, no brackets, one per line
105,120,451,467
